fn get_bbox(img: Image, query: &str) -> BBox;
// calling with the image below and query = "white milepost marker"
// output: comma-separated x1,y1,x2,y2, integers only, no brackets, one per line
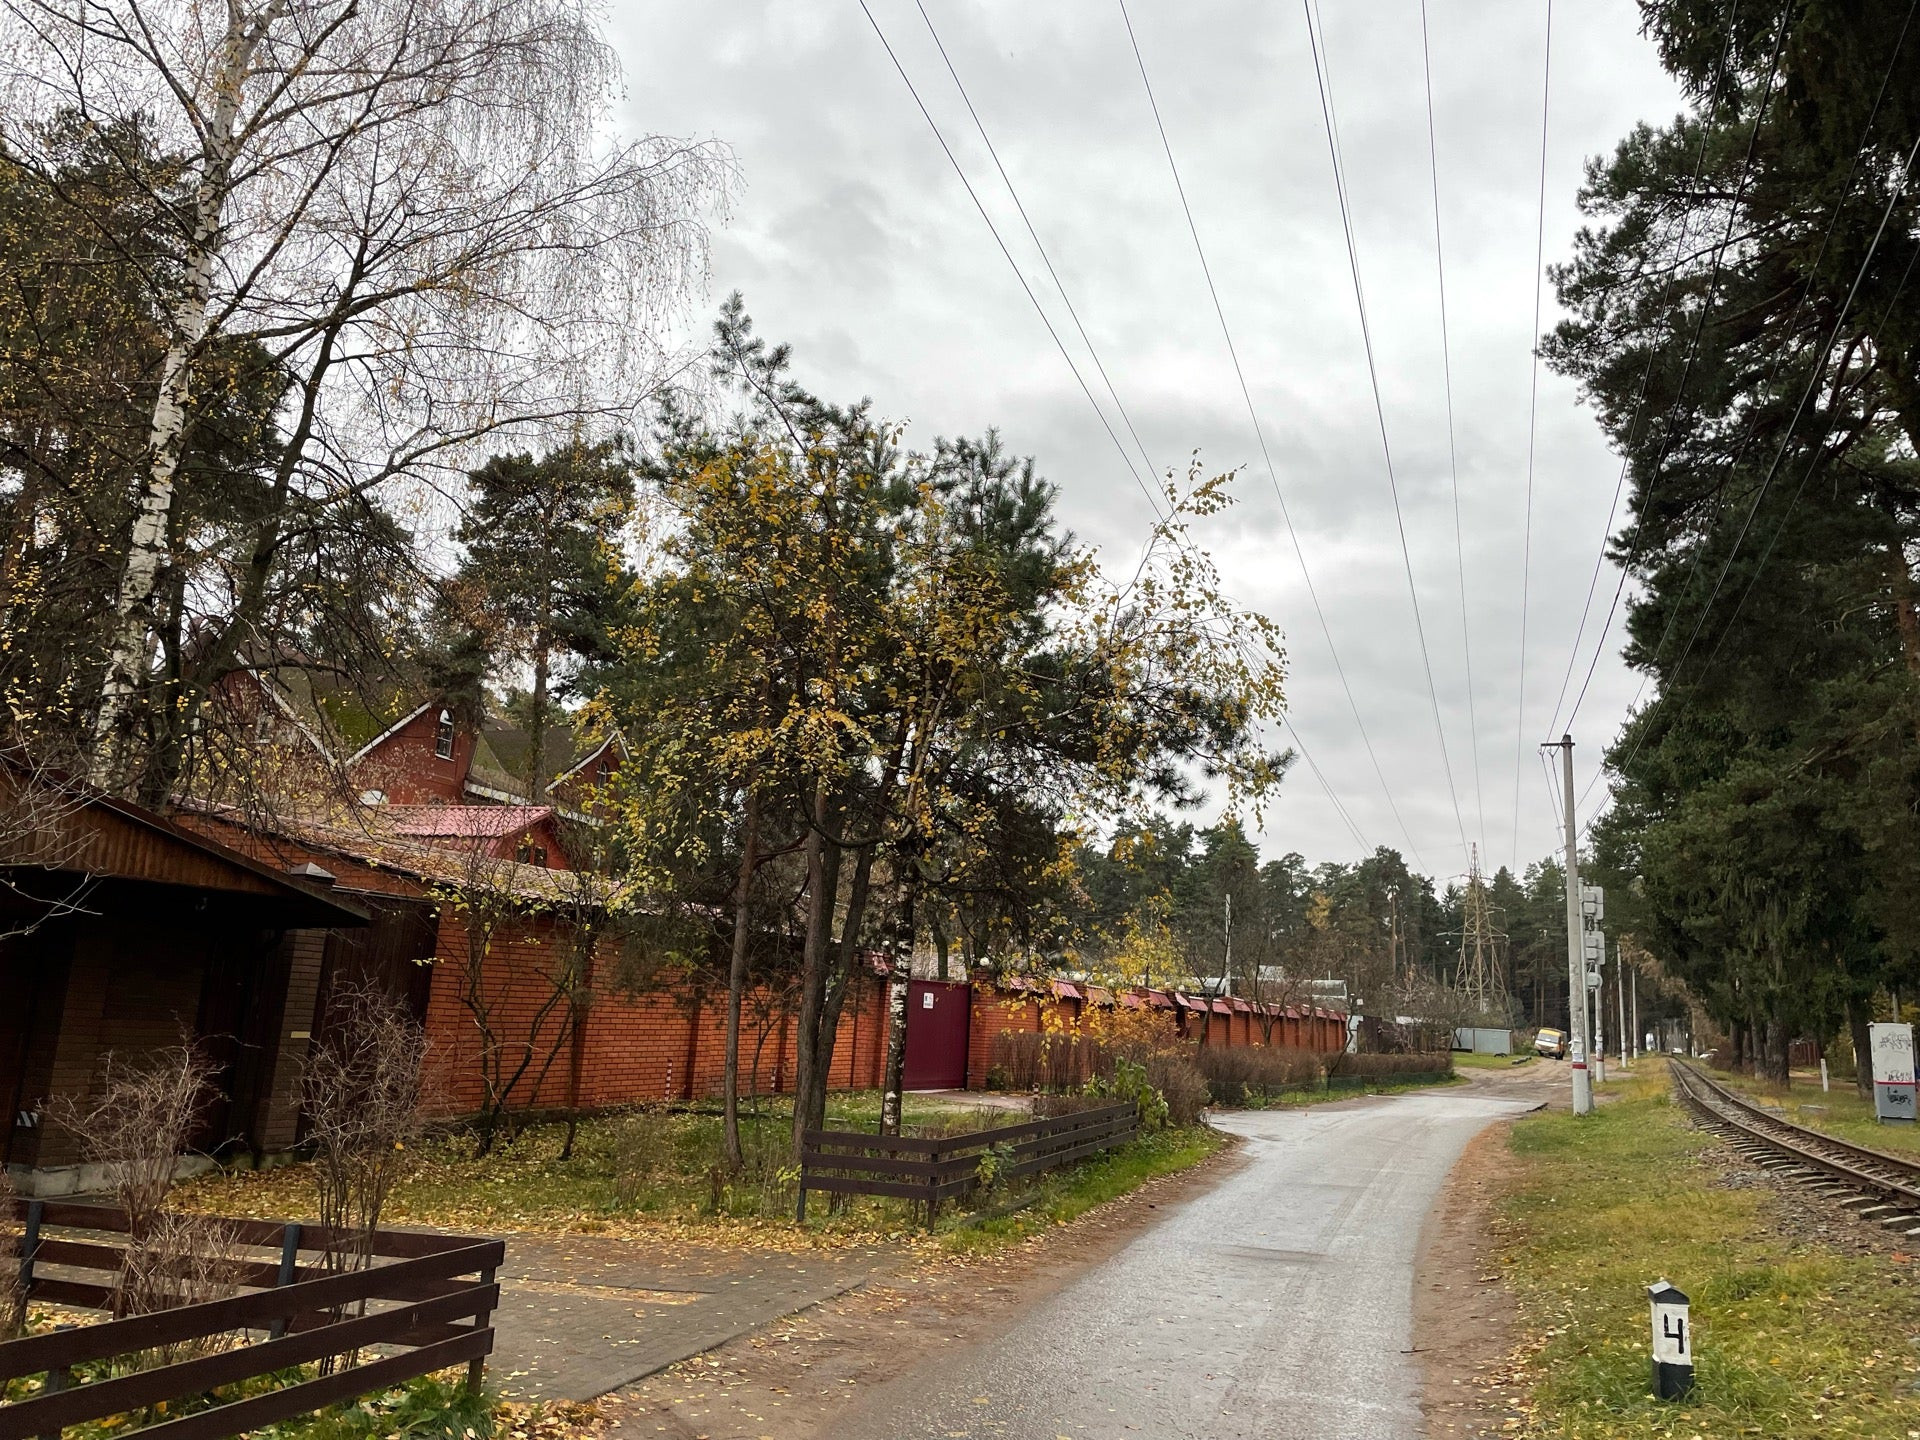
1821,1057,1830,1093
1647,1280,1694,1400
1869,1021,1918,1125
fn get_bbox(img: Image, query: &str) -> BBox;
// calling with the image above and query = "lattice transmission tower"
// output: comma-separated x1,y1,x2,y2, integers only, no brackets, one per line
1456,843,1509,1017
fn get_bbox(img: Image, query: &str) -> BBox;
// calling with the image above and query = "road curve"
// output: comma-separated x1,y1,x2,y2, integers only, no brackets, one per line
837,1088,1540,1440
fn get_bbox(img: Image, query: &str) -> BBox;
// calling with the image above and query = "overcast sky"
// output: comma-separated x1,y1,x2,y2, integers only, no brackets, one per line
609,0,1684,883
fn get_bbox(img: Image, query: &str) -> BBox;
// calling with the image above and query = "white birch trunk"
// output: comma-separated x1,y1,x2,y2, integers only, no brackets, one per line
87,4,279,790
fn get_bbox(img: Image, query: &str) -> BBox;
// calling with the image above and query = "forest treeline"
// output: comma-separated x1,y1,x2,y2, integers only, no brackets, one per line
1552,0,1920,1084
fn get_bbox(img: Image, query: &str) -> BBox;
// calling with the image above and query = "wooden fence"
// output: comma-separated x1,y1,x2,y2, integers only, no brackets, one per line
797,1101,1140,1225
0,1200,501,1440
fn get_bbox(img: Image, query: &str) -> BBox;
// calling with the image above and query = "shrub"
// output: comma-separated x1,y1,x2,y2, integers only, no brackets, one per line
1327,1051,1453,1083
1144,1051,1209,1127
1194,1046,1323,1105
990,1030,1100,1092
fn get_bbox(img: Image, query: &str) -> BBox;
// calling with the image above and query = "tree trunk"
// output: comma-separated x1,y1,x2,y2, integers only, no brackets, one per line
798,842,875,1142
1760,1018,1789,1086
1848,991,1876,1101
791,785,840,1158
1729,1018,1747,1073
722,787,761,1170
526,617,551,803
879,864,917,1136
90,5,274,791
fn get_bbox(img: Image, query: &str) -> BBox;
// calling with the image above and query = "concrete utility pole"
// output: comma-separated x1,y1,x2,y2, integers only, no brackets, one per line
1553,735,1593,1114
1222,893,1232,998
1632,966,1640,1060
1617,941,1629,1066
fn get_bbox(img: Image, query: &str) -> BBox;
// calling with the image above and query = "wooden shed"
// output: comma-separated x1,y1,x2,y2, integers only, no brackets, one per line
0,765,367,1195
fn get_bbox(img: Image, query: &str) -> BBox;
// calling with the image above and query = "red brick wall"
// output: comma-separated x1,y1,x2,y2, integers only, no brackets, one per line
417,909,891,1117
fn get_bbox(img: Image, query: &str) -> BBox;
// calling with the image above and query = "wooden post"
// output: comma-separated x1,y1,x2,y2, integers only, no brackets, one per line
466,1263,497,1396
39,1321,74,1440
14,1199,43,1332
269,1222,303,1340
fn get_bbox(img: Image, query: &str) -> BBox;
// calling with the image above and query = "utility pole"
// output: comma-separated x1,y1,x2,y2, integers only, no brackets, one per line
1222,893,1233,999
1617,940,1629,1067
1631,965,1640,1060
1551,735,1593,1114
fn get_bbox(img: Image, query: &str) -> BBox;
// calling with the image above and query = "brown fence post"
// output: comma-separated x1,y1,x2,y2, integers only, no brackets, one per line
269,1223,303,1341
465,1261,497,1396
12,1200,42,1333
38,1321,75,1440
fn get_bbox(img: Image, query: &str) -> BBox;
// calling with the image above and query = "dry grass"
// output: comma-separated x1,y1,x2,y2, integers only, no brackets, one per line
1495,1072,1920,1437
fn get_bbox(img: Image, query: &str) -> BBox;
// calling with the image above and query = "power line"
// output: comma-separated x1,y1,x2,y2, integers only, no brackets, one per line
910,0,1162,488
897,3,1387,861
1116,0,1429,871
1587,127,1920,819
855,1,1168,523
1511,0,1552,871
1572,6,1916,823
1418,0,1487,860
1298,0,1472,868
1551,2,1790,736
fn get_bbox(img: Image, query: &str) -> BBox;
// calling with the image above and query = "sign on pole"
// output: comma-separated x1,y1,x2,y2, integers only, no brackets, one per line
1870,1022,1917,1124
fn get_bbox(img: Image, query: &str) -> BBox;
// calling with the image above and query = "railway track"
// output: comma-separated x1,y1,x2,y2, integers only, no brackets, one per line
1669,1059,1920,1236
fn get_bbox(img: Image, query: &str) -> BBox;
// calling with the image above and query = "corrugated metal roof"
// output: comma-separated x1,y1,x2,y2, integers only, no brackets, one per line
387,805,552,839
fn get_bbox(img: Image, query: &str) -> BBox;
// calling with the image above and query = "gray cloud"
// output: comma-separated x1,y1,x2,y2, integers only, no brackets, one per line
612,0,1680,879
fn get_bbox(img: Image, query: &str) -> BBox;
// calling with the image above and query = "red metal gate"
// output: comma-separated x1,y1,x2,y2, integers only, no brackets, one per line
903,980,971,1090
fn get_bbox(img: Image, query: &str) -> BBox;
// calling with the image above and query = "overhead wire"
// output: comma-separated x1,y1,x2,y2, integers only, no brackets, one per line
1511,0,1552,870
885,1,1385,859
1116,0,1429,871
910,0,1162,488
1301,0,1471,867
854,0,1169,524
1550,2,1789,738
1572,0,1917,822
1418,0,1488,860
1580,139,1920,826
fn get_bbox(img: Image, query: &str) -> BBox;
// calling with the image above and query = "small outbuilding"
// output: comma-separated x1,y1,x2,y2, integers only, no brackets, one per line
0,763,367,1194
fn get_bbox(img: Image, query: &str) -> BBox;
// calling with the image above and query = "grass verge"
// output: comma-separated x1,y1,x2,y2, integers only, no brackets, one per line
1496,1071,1920,1438
177,1093,1212,1255
1454,1049,1536,1071
938,1123,1223,1253
1709,1066,1920,1160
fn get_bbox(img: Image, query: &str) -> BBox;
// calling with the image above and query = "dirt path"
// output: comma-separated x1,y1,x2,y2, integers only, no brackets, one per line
595,1141,1246,1438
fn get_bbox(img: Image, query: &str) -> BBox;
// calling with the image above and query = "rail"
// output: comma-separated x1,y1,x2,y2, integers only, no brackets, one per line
1669,1060,1920,1208
798,1101,1140,1225
0,1200,501,1440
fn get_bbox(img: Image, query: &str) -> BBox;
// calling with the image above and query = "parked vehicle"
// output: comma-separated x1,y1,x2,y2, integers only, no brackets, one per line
1535,1027,1569,1059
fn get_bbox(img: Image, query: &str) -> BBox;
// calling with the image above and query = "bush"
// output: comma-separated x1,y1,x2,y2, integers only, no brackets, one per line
1326,1051,1453,1083
1144,1051,1209,1127
1194,1046,1324,1105
990,1030,1100,1091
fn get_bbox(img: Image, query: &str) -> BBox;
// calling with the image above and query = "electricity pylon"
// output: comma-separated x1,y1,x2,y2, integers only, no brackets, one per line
1456,843,1508,1016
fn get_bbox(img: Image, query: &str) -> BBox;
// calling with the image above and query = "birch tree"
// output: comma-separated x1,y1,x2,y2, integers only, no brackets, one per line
0,0,730,800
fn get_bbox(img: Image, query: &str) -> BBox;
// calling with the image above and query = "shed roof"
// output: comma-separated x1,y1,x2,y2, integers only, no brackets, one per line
0,760,367,928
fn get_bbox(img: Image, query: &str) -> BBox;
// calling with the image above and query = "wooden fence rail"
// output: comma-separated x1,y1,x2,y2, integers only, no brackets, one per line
797,1101,1140,1225
0,1200,501,1440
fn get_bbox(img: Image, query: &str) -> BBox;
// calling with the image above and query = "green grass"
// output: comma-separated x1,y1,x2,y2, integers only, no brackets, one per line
1498,1072,1920,1438
1709,1066,1920,1159
253,1374,496,1440
1454,1049,1537,1070
938,1124,1223,1253
179,1092,1199,1251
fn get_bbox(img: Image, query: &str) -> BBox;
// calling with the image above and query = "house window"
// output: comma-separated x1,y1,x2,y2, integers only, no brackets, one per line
254,711,275,744
515,839,549,868
596,755,613,786
434,709,455,760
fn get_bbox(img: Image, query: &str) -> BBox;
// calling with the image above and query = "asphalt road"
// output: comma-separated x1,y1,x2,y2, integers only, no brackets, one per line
838,1088,1541,1440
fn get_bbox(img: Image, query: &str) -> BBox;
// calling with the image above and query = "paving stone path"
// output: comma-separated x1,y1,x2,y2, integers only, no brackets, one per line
486,1233,886,1402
